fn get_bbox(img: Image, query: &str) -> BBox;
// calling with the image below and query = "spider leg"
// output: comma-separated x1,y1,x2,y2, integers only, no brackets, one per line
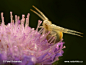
30,9,45,20
51,24,83,37
60,27,83,34
64,31,83,37
59,28,83,37
61,29,83,37
32,5,48,20
58,29,83,37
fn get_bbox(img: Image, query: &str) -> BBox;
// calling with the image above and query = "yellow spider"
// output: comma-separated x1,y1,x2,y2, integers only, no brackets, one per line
30,6,83,43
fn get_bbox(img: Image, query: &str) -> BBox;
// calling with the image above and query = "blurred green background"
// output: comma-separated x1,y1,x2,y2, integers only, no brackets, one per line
0,0,86,65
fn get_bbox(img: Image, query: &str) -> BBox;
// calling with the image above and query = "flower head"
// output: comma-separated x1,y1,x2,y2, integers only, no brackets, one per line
0,12,65,65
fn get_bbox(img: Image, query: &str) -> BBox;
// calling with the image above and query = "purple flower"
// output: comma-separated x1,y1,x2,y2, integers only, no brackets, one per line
0,12,65,65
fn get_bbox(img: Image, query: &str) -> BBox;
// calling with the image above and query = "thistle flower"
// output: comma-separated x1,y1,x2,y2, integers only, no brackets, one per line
0,12,65,65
